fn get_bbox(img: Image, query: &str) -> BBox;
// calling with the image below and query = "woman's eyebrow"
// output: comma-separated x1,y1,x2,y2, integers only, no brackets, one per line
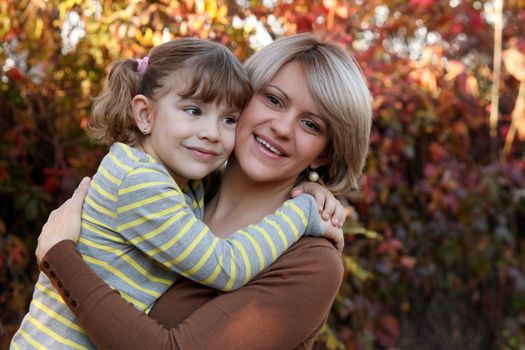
267,84,325,120
266,84,290,102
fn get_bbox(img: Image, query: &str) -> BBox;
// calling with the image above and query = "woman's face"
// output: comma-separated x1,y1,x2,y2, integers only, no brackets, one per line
233,61,330,185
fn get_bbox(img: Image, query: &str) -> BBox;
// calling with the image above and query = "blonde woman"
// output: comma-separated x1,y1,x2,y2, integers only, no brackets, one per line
33,33,372,350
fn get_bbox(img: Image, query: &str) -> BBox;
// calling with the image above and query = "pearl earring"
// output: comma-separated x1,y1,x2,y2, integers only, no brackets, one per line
308,168,319,182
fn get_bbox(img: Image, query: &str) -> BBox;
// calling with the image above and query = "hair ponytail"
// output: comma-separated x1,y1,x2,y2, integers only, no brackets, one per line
88,59,141,145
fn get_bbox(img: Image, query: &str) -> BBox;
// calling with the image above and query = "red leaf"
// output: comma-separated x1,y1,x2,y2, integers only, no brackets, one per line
467,7,484,32
375,315,400,347
295,16,312,33
429,142,448,162
450,21,464,35
409,0,433,11
6,67,24,82
43,176,59,194
0,166,7,183
43,167,67,177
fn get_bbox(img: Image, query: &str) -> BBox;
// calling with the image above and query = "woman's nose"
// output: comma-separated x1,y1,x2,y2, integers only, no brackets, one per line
270,113,293,139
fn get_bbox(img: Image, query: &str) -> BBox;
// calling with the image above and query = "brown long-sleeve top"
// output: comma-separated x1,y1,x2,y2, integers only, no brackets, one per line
40,237,343,350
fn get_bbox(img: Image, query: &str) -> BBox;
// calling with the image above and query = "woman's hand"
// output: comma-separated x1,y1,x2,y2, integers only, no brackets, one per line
291,182,346,228
35,177,91,264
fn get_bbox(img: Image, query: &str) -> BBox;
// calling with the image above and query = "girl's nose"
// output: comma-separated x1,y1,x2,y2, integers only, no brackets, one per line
197,120,220,142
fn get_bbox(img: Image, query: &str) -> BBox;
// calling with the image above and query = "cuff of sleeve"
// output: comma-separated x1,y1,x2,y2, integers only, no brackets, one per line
293,194,324,236
39,240,95,312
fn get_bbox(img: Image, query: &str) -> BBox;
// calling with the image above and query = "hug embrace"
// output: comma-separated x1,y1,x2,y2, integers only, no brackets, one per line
11,33,372,350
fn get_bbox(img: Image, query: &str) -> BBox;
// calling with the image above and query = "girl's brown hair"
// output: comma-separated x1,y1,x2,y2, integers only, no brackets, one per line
89,38,252,146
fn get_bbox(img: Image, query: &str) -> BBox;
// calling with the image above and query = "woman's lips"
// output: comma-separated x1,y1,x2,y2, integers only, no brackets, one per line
252,134,287,158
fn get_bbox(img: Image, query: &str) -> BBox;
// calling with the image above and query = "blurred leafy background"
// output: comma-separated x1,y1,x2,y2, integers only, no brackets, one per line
1,0,524,349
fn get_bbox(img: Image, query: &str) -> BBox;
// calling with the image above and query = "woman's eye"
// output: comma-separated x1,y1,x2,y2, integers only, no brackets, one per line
222,116,238,126
301,119,320,132
265,95,282,107
184,107,201,117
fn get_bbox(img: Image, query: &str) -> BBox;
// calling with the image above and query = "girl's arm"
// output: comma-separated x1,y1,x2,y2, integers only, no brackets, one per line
40,237,343,350
108,164,331,291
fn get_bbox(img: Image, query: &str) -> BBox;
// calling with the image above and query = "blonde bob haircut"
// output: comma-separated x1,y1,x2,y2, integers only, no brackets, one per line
245,33,372,195
89,38,252,146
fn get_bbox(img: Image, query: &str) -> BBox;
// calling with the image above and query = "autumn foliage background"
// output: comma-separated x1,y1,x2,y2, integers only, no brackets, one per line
1,0,525,349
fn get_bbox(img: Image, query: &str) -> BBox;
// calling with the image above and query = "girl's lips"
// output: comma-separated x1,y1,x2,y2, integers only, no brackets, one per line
186,146,220,159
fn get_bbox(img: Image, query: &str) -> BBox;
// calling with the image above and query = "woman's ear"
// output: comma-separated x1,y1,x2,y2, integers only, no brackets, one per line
131,94,153,135
310,151,331,170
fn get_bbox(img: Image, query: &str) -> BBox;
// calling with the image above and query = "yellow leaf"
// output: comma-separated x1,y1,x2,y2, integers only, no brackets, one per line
466,75,479,98
216,4,228,21
343,224,381,240
118,24,127,39
206,0,218,18
444,60,464,81
503,47,525,81
196,0,205,14
136,28,154,46
152,31,164,46
344,256,373,281
319,324,344,350
34,18,43,39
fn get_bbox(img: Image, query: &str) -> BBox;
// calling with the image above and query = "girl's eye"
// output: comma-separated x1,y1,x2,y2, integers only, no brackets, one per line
265,95,282,108
222,115,239,126
184,107,201,117
301,118,320,132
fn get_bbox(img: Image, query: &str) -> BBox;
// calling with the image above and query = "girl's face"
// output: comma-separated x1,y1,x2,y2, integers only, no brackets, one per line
233,61,330,185
135,70,240,187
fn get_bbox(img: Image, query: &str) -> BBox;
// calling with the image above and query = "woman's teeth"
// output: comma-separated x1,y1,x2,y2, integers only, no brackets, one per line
255,136,283,156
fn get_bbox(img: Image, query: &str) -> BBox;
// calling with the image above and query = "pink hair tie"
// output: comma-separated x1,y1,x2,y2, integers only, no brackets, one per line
136,56,149,75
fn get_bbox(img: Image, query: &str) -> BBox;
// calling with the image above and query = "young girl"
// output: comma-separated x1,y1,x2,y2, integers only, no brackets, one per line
11,38,343,349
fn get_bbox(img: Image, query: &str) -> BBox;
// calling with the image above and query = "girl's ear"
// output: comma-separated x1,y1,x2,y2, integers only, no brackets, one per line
131,94,153,135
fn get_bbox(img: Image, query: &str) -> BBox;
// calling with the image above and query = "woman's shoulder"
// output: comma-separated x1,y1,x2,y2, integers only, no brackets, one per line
290,236,342,256
274,237,344,286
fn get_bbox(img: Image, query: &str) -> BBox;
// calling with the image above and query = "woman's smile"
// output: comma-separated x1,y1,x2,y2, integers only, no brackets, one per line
253,134,287,158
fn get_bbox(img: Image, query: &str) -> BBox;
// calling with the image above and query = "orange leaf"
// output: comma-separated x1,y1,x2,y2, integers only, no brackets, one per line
400,255,416,269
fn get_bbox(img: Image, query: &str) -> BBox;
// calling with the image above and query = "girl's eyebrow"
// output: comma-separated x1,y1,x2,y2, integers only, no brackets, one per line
222,107,241,115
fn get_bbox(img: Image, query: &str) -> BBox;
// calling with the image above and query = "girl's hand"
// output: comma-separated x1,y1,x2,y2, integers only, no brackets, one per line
321,219,344,253
291,182,346,228
35,177,91,264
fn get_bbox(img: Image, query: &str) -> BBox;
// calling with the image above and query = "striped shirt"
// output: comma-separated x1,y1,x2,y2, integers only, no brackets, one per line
11,142,324,349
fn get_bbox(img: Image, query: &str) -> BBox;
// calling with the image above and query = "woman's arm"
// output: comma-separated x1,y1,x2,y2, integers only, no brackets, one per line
40,238,343,350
